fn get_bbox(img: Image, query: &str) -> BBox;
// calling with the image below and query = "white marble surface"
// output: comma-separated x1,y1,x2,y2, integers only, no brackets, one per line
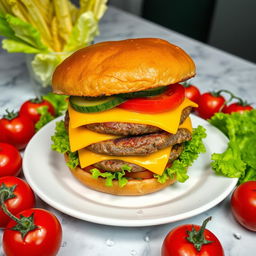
0,6,256,256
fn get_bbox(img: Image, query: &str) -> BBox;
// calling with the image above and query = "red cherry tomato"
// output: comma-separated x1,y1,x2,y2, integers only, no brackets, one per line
197,92,225,119
183,84,201,104
231,181,256,231
222,102,253,114
162,217,224,256
0,111,35,149
0,143,22,177
119,84,185,113
3,208,62,256
20,98,55,123
0,176,35,227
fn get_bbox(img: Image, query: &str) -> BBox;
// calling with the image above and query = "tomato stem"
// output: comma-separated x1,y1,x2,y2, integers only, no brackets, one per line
0,184,20,223
2,109,18,120
186,216,213,251
0,183,38,238
30,97,43,104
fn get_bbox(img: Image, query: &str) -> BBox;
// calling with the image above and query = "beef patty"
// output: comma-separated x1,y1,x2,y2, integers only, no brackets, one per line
93,144,184,172
86,128,191,156
86,106,192,135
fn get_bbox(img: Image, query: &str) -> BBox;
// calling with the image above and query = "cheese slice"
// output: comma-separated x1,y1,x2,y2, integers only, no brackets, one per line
68,98,197,134
69,116,192,152
69,126,118,152
77,117,192,175
78,146,172,175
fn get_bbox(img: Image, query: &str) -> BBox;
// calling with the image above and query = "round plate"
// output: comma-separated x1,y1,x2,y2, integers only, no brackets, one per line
23,115,237,227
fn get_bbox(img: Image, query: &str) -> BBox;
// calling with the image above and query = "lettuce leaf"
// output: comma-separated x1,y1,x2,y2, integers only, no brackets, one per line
31,52,71,86
43,93,68,117
91,168,128,187
2,38,41,53
35,106,54,131
64,11,98,52
51,121,70,154
5,14,47,51
154,126,207,183
209,110,256,184
51,120,79,168
51,123,207,187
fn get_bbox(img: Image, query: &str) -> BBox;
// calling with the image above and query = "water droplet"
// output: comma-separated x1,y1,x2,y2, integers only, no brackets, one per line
136,209,144,216
130,249,137,255
61,241,67,247
144,235,150,242
233,233,242,240
105,239,115,247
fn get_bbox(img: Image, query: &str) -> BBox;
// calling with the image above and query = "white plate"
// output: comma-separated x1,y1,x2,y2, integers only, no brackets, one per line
23,115,237,227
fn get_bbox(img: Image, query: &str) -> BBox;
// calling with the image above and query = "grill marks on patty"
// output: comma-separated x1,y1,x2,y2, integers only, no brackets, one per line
65,106,192,172
85,106,192,136
93,144,184,173
87,128,191,156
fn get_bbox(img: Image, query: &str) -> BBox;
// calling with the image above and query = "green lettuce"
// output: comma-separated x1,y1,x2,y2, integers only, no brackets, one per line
42,93,68,117
2,39,41,53
154,126,207,183
35,93,68,131
35,106,54,131
64,11,98,52
51,120,79,168
0,13,47,52
91,168,128,188
31,52,71,86
209,110,256,184
51,123,207,187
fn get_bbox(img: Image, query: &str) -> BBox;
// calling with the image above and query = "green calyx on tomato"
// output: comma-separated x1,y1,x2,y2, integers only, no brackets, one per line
2,109,18,120
0,184,37,238
29,97,44,104
186,216,213,251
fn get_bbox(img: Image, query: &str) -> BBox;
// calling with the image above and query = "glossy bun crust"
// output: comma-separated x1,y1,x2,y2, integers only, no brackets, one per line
64,155,176,196
52,38,195,97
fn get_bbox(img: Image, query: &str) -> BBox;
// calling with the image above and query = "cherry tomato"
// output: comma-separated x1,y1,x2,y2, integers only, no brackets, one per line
0,143,22,177
197,92,225,119
119,84,185,113
20,98,55,123
3,208,62,256
183,83,201,104
0,110,35,149
231,181,256,231
0,176,35,227
222,102,253,114
162,217,224,256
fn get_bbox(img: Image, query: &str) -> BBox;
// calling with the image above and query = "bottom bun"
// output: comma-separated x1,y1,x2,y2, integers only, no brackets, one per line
64,154,176,196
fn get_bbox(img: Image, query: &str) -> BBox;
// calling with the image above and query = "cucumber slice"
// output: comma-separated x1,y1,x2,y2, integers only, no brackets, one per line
70,96,126,113
118,86,166,98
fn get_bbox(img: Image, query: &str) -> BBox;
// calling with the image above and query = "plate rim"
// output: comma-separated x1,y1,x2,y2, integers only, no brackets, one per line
23,115,238,227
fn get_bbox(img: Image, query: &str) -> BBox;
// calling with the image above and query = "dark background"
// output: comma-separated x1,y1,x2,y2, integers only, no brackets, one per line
105,0,256,64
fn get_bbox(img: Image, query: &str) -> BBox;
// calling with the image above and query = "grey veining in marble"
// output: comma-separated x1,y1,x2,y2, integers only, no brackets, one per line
0,6,256,256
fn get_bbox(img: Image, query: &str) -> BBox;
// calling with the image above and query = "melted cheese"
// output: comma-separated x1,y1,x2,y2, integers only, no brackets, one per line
78,146,172,175
69,126,118,152
68,98,197,134
69,116,192,152
77,117,192,175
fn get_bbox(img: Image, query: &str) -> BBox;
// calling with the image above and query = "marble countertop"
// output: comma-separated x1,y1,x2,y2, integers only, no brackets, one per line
0,6,255,256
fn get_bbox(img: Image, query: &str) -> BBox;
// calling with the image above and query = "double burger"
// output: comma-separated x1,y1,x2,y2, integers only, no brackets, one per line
51,38,206,196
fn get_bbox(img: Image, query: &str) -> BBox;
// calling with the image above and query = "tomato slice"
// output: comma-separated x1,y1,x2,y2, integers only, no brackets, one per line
118,84,185,113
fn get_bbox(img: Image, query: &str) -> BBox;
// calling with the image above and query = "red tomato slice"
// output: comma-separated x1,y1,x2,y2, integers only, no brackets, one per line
118,84,185,113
